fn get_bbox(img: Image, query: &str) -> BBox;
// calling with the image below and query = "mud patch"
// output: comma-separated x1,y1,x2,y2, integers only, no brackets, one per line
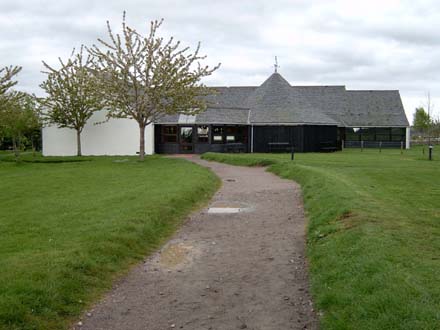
152,241,201,271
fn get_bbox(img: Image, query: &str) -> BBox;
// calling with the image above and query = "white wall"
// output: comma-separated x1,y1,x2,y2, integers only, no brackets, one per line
42,110,154,156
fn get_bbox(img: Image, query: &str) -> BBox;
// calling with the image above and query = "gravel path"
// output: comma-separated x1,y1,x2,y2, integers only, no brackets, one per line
76,156,318,330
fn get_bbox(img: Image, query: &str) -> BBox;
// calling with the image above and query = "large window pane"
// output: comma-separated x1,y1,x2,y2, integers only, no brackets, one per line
197,125,209,143
392,135,404,142
212,126,247,144
360,128,375,141
162,126,177,143
391,128,405,142
225,126,247,143
345,128,361,141
376,127,390,135
376,134,391,142
180,127,193,143
212,126,224,143
391,127,405,135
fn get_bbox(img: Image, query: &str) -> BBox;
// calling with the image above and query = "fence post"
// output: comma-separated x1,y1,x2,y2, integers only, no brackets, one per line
401,141,403,154
361,140,364,152
291,145,295,161
429,145,433,161
379,141,382,153
342,139,344,151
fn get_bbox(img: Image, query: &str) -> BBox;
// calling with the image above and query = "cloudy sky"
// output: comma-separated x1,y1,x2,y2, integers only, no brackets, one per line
1,0,440,122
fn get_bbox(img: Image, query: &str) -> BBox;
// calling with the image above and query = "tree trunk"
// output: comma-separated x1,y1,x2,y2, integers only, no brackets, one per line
31,137,36,158
139,124,145,161
76,129,82,157
12,136,19,162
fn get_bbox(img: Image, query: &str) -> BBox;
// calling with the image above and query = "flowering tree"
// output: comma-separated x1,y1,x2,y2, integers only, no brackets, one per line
88,13,220,160
0,92,40,160
0,65,22,111
39,46,104,156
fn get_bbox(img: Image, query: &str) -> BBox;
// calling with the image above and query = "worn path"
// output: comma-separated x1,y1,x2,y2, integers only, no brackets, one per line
77,156,317,330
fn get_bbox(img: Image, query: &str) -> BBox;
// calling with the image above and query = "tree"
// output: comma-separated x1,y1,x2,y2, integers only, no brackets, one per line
0,92,41,160
0,65,25,155
0,66,21,98
413,107,431,133
431,115,440,139
88,13,220,160
0,66,22,113
39,46,104,156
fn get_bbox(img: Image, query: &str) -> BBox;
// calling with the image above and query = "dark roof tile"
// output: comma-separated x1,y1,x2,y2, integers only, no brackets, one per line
156,73,409,127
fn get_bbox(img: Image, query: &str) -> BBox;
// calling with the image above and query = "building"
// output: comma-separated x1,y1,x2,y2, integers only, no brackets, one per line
42,72,409,156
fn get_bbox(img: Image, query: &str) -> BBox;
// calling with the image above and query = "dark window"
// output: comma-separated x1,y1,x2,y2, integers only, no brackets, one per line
197,125,209,143
391,127,405,135
225,126,236,142
212,126,248,144
345,128,361,141
375,128,391,142
162,126,177,143
391,127,405,142
376,134,390,141
225,126,247,143
360,128,375,141
376,128,390,135
345,127,406,142
212,126,224,143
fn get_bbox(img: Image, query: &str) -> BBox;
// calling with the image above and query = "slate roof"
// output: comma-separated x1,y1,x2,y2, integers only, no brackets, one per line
196,107,250,124
156,73,409,127
247,73,338,125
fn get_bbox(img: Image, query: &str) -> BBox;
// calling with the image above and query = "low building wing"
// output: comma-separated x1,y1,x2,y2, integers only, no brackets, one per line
344,90,409,127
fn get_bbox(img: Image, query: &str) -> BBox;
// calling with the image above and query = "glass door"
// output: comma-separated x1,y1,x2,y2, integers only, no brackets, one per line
179,126,194,153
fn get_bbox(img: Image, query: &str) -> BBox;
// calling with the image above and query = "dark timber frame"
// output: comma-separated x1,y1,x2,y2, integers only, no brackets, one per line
342,127,407,148
155,124,250,154
155,124,349,154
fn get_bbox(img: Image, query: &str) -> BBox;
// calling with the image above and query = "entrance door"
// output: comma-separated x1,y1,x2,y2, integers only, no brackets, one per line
179,126,194,153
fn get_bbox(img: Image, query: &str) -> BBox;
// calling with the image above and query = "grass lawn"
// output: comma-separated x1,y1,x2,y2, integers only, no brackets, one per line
0,152,219,330
202,147,440,330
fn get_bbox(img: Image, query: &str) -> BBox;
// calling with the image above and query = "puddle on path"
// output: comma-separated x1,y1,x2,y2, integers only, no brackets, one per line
208,207,241,214
207,201,253,214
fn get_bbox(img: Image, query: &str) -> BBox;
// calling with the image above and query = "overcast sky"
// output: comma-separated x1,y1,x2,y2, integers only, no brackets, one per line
2,0,440,123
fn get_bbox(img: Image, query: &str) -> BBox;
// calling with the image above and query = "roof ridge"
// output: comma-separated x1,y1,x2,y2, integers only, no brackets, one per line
346,90,400,92
292,85,346,88
208,106,250,110
208,86,257,88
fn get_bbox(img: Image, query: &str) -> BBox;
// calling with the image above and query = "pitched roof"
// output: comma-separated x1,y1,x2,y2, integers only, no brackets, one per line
156,73,409,127
344,91,409,127
196,107,249,124
248,73,338,125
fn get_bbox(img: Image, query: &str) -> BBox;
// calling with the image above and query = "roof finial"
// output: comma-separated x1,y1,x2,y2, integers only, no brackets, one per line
274,56,279,73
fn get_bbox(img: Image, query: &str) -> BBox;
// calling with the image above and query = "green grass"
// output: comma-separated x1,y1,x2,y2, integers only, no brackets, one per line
202,147,440,330
0,153,220,330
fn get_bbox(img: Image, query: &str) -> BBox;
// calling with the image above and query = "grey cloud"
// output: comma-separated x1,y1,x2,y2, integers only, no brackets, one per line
1,0,440,120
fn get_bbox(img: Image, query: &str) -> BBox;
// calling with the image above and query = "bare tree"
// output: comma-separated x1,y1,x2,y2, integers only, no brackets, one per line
88,12,220,160
39,46,104,156
425,92,435,146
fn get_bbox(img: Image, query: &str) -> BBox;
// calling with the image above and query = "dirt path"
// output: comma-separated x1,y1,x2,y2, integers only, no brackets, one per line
76,156,318,330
